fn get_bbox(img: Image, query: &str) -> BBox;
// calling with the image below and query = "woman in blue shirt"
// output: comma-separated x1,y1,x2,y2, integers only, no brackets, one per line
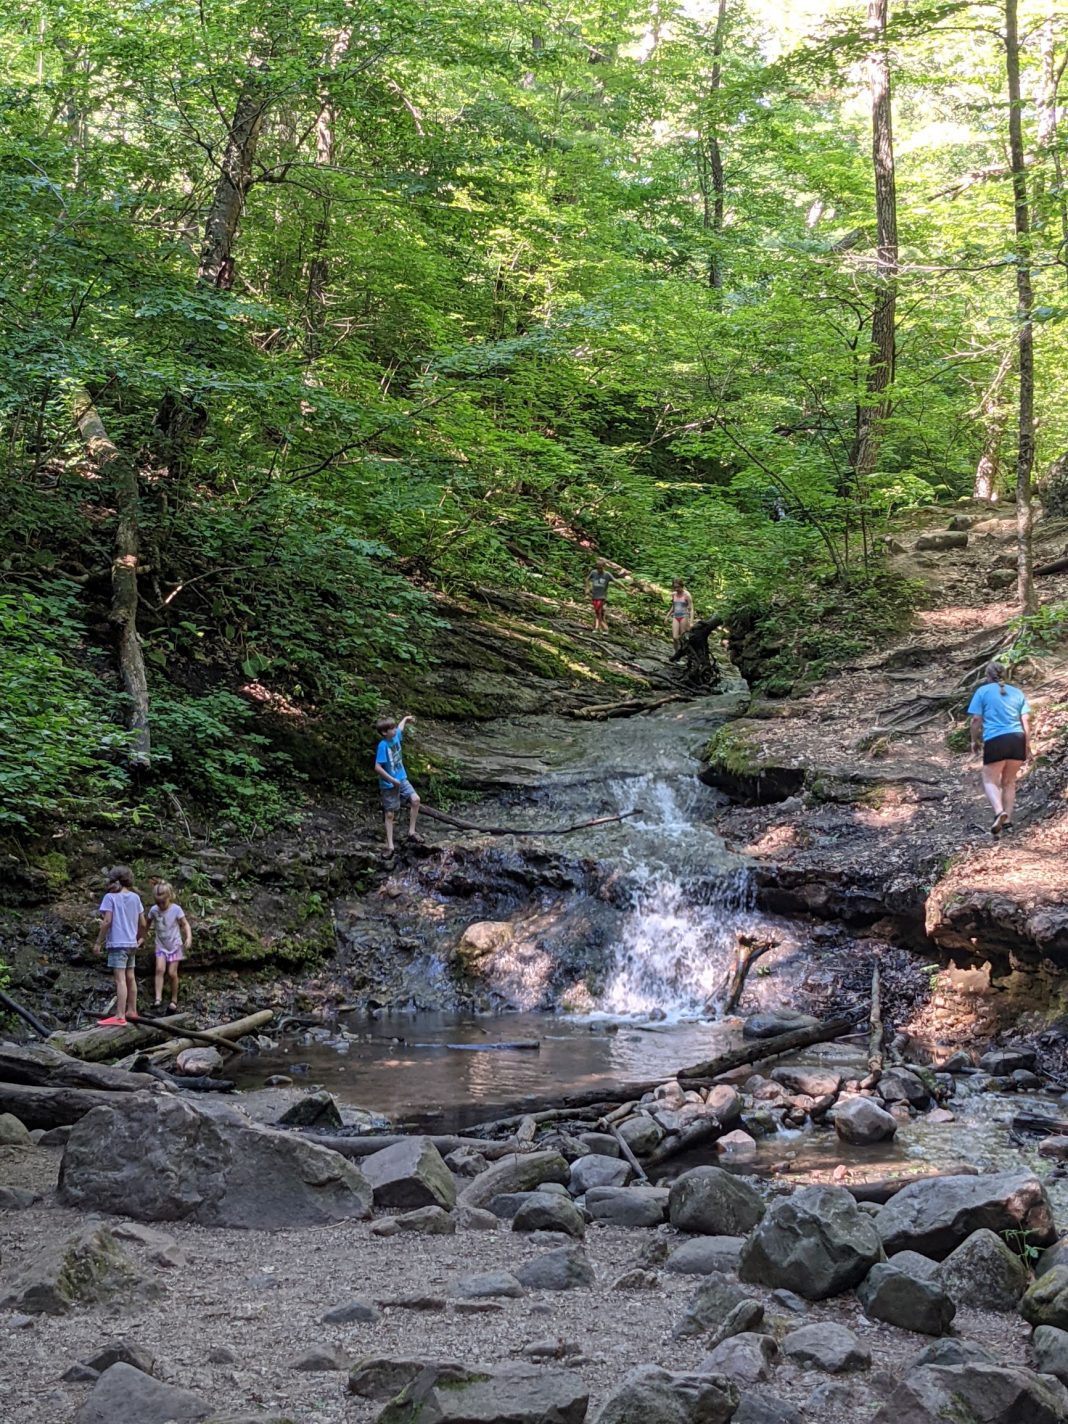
967,662,1031,834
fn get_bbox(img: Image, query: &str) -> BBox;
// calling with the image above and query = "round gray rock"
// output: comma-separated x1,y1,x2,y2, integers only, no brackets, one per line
738,1186,881,1300
668,1166,765,1237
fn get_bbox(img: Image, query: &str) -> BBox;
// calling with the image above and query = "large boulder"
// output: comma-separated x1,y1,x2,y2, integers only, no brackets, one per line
877,1171,1055,1261
514,1245,595,1292
58,1095,372,1228
1033,1326,1068,1385
738,1186,881,1300
593,1364,738,1424
856,1263,956,1336
665,1237,745,1277
1021,1264,1068,1329
457,1150,569,1211
361,1136,456,1210
869,1364,1068,1424
0,1223,161,1315
74,1364,210,1424
378,1360,589,1424
833,1097,897,1145
668,1166,765,1236
512,1194,585,1239
938,1228,1029,1312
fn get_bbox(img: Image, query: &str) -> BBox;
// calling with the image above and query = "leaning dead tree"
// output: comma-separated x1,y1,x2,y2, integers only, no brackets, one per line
671,617,725,690
72,391,150,766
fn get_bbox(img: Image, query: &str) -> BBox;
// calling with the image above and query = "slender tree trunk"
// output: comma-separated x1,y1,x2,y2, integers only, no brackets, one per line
851,0,899,487
198,65,269,290
72,392,150,766
1037,2,1068,291
972,346,1013,501
699,0,728,290
1005,0,1037,612
304,30,351,364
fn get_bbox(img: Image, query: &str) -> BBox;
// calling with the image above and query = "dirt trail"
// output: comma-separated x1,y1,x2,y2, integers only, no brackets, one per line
710,504,1068,1020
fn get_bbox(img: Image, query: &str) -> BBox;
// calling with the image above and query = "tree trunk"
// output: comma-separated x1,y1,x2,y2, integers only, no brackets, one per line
1037,1,1068,291
972,347,1013,500
1005,0,1037,612
198,67,269,290
704,0,728,289
71,392,151,766
850,0,899,488
48,1011,193,1062
304,30,351,363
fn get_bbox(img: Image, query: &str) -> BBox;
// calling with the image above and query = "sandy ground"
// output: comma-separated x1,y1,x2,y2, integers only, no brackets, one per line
0,1142,1040,1424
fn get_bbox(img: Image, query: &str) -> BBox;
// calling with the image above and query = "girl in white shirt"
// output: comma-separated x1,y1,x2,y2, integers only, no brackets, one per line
148,881,192,1012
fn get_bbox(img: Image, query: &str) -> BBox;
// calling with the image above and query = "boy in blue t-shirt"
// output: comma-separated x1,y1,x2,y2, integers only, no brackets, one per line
374,714,421,854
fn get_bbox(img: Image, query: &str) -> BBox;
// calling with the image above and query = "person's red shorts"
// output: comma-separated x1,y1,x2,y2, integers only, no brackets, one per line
592,599,605,615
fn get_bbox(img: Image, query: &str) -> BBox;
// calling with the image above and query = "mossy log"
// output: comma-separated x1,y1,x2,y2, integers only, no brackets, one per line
48,1013,193,1063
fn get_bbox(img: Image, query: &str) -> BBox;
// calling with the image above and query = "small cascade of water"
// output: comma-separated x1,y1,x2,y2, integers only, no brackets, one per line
593,771,758,1019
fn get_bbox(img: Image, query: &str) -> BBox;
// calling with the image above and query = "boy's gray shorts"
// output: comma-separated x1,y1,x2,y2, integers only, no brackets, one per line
380,779,417,813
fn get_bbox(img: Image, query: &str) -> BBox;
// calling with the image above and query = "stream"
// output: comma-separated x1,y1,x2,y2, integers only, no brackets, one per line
240,689,1067,1209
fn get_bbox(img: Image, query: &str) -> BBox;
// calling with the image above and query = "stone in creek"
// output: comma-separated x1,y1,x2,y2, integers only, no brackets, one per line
1038,1136,1068,1161
275,1088,343,1129
742,1011,819,1041
443,1146,488,1176
0,1223,161,1316
578,1132,620,1158
361,1136,456,1211
869,1364,1068,1424
978,1047,1036,1074
457,1149,569,1211
668,1166,765,1237
739,1186,881,1300
585,1186,669,1228
568,1154,631,1195
74,1364,210,1424
876,1067,930,1108
926,1108,956,1124
612,1268,661,1291
770,1066,842,1098
857,1264,955,1336
616,1115,666,1156
512,1193,585,1239
715,1130,757,1160
377,1360,589,1424
321,1297,381,1325
447,1270,526,1300
705,1085,743,1126
593,1364,739,1424
938,1227,1028,1312
782,1322,871,1374
699,1333,778,1385
514,1245,595,1292
1032,1326,1068,1385
1021,1265,1068,1329
833,1096,897,1145
665,1236,745,1277
876,1170,1055,1261
0,1186,35,1210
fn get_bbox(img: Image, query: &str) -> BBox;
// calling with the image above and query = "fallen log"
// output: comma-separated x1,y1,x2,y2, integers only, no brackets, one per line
300,1132,521,1161
572,693,687,721
1035,553,1068,576
0,1041,157,1092
0,990,51,1038
134,1012,252,1058
411,1041,541,1053
47,1013,194,1063
142,1064,235,1093
417,806,640,837
0,1081,158,1130
139,1010,275,1064
509,1013,863,1115
643,1117,723,1169
1012,1113,1068,1138
846,1163,979,1204
868,965,884,1079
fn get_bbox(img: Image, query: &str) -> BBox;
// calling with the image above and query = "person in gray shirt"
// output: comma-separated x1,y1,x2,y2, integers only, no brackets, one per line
585,559,625,632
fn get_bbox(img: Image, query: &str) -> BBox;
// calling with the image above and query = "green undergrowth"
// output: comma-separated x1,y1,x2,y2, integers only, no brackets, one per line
726,568,921,697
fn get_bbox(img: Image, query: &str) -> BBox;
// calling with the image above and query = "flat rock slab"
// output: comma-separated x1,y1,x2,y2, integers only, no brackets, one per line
75,1363,210,1424
585,1187,668,1228
58,1094,373,1228
377,1360,589,1424
514,1246,595,1292
0,1223,161,1316
782,1323,870,1374
664,1237,745,1276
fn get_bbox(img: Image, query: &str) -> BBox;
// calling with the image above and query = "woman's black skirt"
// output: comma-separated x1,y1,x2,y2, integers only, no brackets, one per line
983,732,1026,764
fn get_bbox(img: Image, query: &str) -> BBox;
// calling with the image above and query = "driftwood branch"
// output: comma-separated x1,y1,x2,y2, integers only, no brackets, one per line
138,1010,275,1063
1035,553,1068,576
0,990,51,1038
714,933,779,1016
573,694,686,721
418,806,640,837
134,1013,249,1058
868,965,884,1078
301,1133,522,1161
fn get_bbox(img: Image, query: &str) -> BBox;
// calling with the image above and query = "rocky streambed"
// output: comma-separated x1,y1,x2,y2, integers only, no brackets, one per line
3,1087,1068,1424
